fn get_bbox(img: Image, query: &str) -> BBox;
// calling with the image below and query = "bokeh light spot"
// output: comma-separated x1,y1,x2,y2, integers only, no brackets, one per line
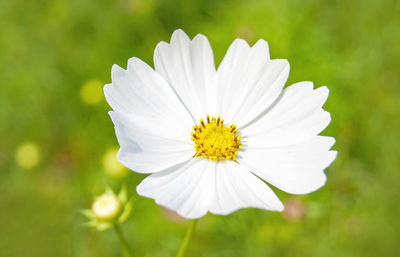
102,148,129,178
80,79,103,105
15,142,41,169
283,198,306,222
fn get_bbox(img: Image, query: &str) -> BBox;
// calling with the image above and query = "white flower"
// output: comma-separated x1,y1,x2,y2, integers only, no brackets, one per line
104,29,337,219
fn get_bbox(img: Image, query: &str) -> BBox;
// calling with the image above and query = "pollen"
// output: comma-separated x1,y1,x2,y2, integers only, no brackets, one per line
191,115,242,161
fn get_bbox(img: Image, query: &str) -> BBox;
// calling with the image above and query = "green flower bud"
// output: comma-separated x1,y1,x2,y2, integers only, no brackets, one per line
82,186,133,231
92,193,122,221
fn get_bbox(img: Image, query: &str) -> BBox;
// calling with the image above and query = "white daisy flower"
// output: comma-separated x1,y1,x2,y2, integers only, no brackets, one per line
104,29,337,219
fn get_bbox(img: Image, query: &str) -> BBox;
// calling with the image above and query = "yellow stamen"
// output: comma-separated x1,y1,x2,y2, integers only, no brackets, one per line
191,116,241,161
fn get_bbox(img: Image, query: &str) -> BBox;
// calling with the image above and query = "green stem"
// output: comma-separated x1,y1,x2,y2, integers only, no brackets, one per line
114,224,132,257
175,219,198,257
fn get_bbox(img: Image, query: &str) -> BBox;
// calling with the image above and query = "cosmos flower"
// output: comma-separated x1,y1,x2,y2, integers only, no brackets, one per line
104,29,337,219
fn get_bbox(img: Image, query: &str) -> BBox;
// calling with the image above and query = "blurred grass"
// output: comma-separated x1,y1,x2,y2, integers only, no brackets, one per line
0,0,399,256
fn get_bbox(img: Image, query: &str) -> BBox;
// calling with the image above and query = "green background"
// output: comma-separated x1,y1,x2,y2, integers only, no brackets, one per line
1,0,399,256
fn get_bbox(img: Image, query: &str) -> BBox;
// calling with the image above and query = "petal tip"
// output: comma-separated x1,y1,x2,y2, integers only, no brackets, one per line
111,64,125,80
193,33,210,43
315,85,330,98
253,39,270,58
127,56,140,67
277,203,285,212
329,150,338,163
232,38,250,48
171,28,190,42
103,83,112,95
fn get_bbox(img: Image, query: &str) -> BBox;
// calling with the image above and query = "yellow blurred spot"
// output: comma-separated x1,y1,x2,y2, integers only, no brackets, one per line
131,0,157,14
15,142,41,169
276,224,297,242
102,148,129,178
256,223,276,243
80,79,103,105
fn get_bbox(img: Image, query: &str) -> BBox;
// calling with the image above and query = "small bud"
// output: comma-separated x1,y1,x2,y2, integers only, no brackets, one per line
92,193,122,221
82,186,133,231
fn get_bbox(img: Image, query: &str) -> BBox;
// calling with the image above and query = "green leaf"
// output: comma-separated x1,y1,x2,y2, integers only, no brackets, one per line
80,209,95,219
105,186,115,196
96,222,113,231
82,221,98,228
118,201,133,223
118,184,128,203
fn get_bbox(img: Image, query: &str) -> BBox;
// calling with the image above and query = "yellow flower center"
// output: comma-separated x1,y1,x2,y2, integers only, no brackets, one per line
191,115,242,161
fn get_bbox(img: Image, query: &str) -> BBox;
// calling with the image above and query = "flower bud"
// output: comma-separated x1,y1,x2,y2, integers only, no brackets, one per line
82,186,132,231
92,193,122,221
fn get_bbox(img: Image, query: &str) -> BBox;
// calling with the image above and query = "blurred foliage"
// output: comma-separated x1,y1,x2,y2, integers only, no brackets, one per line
0,0,399,256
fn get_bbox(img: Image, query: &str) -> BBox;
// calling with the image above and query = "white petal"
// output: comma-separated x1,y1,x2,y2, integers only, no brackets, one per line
240,83,336,194
216,39,289,127
110,111,195,174
137,158,283,219
209,161,284,215
104,58,193,131
137,158,215,219
104,58,197,173
242,82,331,147
240,136,337,195
154,29,218,122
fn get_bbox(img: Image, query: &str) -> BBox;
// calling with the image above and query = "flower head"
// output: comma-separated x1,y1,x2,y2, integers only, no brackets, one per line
105,29,337,219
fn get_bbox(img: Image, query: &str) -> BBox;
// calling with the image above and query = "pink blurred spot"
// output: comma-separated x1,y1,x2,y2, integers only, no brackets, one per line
283,198,306,222
161,207,186,223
